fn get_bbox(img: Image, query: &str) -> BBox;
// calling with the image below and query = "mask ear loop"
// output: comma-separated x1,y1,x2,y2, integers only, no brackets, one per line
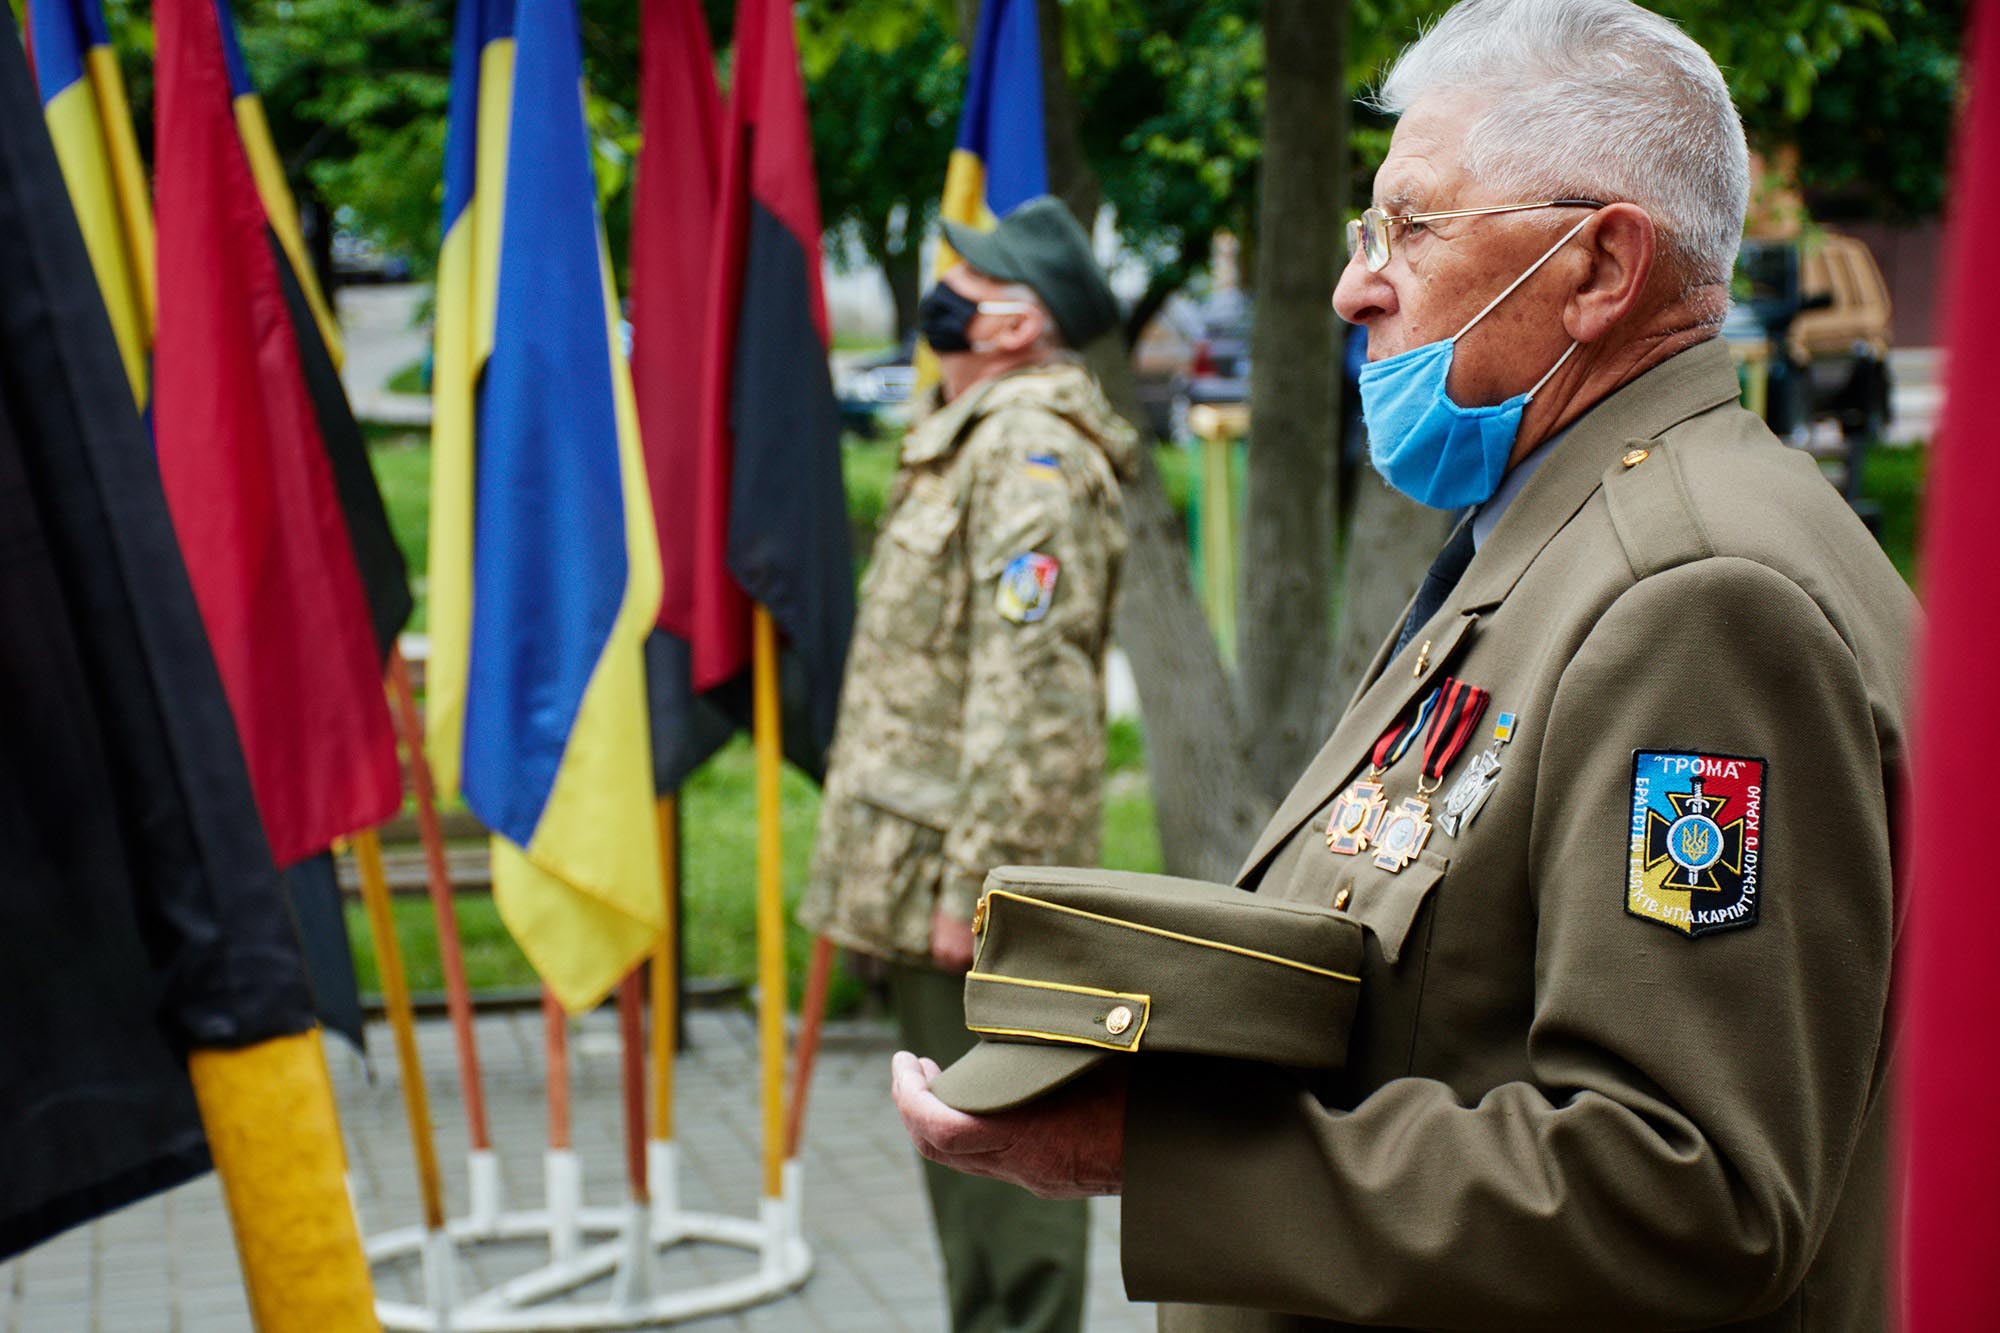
1450,209,1599,343
1522,338,1581,402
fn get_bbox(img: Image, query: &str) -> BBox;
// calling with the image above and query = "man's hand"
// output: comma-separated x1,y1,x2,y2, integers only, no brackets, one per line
890,1050,1125,1199
930,907,976,972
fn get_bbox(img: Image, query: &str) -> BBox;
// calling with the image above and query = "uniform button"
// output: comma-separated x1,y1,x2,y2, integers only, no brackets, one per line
1334,888,1351,911
1621,447,1650,468
1105,1005,1134,1036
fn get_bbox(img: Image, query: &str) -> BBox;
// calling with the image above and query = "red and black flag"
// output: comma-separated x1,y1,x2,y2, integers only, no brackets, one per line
657,0,852,787
1897,1,2000,1322
630,0,739,787
152,0,411,867
0,4,316,1255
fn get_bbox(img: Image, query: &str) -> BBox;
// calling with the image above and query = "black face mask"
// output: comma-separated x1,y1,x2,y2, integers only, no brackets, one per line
917,282,981,353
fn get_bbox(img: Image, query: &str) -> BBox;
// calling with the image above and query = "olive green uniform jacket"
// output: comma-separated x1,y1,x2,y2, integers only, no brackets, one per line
1123,339,1913,1330
799,361,1137,963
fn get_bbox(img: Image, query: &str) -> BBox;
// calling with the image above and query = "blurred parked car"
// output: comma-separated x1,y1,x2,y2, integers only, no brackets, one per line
1724,233,1893,518
1728,234,1893,445
1131,295,1204,438
330,230,413,285
1167,289,1252,440
834,335,917,439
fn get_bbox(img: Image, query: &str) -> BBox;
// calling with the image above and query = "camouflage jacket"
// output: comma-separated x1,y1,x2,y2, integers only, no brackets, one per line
798,361,1138,963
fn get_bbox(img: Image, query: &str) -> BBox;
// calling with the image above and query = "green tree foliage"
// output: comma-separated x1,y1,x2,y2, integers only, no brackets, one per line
798,8,962,336
56,1,1954,314
1787,0,1963,220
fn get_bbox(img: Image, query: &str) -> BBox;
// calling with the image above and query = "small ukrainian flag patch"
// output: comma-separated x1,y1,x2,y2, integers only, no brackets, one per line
996,552,1060,624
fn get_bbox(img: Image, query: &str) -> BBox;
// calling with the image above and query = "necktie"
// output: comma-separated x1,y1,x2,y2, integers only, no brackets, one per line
1392,518,1477,662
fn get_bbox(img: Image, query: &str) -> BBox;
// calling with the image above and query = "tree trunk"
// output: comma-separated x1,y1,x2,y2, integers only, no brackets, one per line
1238,0,1346,790
1032,0,1265,876
881,237,922,341
1035,0,1099,226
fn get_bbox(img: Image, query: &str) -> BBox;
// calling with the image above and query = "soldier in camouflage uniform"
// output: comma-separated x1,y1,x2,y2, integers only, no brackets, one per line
799,197,1135,1333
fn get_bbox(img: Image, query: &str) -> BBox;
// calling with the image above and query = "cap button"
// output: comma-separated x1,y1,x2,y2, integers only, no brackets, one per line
1105,1005,1134,1036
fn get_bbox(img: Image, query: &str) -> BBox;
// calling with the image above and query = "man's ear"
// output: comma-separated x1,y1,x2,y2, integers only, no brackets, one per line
993,305,1048,353
1567,202,1655,342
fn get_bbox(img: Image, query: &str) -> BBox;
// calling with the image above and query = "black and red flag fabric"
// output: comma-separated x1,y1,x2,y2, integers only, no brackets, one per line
651,0,851,786
0,4,316,1256
630,0,739,788
152,0,411,869
1897,2,2000,1322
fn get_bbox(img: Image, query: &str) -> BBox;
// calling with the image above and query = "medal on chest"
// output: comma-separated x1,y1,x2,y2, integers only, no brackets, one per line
1438,712,1516,838
1330,678,1491,872
1326,687,1440,856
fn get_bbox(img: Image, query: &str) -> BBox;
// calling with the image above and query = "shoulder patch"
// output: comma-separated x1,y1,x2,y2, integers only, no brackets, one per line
996,552,1060,624
1626,750,1765,938
1023,451,1064,480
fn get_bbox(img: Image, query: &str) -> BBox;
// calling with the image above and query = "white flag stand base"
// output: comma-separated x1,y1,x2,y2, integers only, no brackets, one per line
366,1149,811,1330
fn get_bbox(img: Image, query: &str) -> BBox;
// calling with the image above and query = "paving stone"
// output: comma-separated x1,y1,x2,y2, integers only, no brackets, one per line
3,1010,1156,1329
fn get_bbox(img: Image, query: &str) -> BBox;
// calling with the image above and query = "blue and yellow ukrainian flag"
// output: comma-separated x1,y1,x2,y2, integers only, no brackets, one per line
26,0,154,407
429,0,665,1013
936,0,1047,266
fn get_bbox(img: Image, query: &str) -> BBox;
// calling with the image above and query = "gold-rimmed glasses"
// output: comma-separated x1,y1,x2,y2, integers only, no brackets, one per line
1345,199,1603,272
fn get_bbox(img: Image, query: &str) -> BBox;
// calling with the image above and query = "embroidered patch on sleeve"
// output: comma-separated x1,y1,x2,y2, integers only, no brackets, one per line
1627,751,1766,937
996,552,1060,624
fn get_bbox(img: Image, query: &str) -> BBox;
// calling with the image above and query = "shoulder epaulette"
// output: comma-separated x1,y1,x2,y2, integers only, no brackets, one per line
1602,437,1716,581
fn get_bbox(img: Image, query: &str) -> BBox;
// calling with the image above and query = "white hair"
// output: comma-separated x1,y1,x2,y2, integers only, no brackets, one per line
1374,0,1750,287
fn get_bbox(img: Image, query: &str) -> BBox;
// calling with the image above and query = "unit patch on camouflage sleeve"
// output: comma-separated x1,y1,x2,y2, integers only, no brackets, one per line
1626,751,1765,938
996,553,1060,624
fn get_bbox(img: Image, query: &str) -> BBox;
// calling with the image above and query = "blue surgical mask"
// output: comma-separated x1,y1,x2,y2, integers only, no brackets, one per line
1359,212,1594,510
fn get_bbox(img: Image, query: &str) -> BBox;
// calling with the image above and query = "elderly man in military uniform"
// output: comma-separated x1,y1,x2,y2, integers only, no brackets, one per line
890,2,1915,1329
798,195,1135,1332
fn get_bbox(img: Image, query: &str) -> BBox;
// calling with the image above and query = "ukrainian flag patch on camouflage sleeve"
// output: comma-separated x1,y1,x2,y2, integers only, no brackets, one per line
1626,751,1765,937
996,552,1060,624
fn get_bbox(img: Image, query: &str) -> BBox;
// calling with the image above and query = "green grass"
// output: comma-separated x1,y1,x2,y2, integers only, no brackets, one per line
347,719,1162,1016
367,430,433,632
386,358,430,396
1860,442,1923,588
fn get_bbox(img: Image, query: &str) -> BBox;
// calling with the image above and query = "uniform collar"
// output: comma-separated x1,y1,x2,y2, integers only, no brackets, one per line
1473,433,1559,550
1450,336,1741,613
1234,336,1743,884
901,363,1055,466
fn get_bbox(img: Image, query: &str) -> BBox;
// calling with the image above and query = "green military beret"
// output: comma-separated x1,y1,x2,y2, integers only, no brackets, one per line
941,196,1120,347
928,866,1365,1114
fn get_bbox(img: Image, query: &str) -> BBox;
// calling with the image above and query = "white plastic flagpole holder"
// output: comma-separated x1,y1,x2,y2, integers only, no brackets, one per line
465,1149,504,1236
366,1140,812,1330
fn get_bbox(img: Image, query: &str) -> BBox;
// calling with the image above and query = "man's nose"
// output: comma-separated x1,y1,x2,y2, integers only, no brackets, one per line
1333,249,1395,327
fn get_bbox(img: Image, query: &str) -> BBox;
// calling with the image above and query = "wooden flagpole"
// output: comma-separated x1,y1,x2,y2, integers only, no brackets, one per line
353,825,455,1313
542,987,581,1262
354,827,446,1232
783,936,833,1159
617,972,648,1203
651,794,680,1149
752,607,786,1202
385,649,492,1158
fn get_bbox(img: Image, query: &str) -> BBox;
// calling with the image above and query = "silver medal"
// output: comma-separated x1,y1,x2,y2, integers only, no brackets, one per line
1438,712,1516,838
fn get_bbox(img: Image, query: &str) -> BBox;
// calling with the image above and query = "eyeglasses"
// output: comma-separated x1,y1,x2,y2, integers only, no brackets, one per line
1345,199,1603,272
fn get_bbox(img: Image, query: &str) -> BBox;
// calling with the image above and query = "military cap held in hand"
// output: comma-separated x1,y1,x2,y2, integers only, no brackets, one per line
928,866,1365,1114
941,196,1120,347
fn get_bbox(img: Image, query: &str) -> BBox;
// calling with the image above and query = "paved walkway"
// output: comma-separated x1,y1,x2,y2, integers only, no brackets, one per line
1,1009,1154,1331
